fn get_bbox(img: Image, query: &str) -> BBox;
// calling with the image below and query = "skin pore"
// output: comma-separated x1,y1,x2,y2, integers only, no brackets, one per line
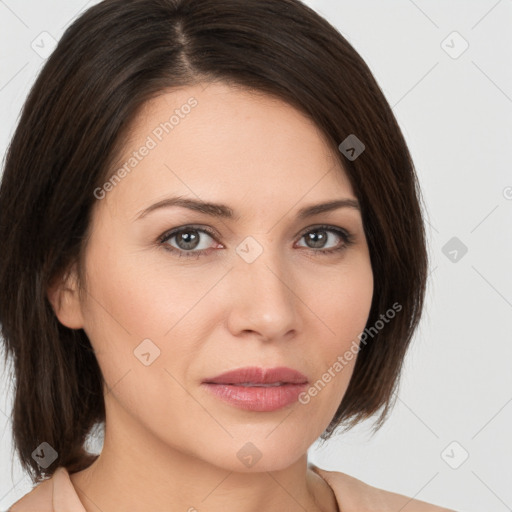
48,81,374,512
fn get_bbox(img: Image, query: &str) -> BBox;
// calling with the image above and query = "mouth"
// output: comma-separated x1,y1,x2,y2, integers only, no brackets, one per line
201,366,309,412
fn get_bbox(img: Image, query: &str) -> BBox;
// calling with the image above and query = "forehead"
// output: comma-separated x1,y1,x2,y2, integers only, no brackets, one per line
98,81,355,220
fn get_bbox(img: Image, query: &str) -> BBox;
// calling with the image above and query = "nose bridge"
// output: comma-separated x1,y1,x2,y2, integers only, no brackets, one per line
227,234,299,339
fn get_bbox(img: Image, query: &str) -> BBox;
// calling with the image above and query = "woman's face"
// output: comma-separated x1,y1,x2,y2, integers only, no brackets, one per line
66,82,373,472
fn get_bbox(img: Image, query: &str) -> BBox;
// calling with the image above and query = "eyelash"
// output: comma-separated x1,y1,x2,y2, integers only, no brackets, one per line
158,224,355,259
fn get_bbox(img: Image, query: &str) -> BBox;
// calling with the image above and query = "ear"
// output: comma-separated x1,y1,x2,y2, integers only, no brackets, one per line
47,263,85,329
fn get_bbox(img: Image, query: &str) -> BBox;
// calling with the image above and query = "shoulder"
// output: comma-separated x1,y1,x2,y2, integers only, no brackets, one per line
311,465,458,512
7,467,84,512
7,476,54,512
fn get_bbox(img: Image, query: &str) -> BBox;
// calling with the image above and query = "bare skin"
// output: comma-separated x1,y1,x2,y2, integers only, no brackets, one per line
48,81,374,512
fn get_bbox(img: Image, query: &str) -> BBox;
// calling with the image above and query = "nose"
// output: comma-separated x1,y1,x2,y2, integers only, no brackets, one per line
224,240,301,342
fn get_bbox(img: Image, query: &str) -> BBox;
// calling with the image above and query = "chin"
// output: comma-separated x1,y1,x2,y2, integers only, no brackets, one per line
201,432,312,474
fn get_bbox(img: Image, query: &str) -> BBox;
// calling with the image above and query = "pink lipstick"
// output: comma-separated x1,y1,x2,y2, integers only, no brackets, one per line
201,366,308,412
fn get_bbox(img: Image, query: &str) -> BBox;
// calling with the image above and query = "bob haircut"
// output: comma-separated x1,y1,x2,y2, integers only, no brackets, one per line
0,0,427,483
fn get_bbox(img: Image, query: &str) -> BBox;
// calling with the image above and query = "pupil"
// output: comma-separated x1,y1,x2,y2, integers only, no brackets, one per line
308,230,326,249
178,230,199,250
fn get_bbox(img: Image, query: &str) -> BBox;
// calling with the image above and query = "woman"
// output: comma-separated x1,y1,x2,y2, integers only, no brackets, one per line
0,0,456,510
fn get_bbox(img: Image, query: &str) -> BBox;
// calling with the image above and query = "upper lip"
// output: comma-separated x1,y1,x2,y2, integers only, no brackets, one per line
203,366,308,385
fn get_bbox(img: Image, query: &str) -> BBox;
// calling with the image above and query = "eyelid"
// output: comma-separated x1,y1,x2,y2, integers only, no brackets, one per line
296,223,347,239
294,224,355,251
158,224,221,246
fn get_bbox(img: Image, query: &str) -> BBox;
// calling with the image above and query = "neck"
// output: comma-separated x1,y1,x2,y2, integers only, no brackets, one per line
70,409,338,512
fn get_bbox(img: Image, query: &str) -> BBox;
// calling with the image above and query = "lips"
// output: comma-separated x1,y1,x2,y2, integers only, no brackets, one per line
203,366,308,385
201,366,309,412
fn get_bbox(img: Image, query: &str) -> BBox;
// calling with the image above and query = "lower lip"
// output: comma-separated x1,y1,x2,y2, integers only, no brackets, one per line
201,383,308,412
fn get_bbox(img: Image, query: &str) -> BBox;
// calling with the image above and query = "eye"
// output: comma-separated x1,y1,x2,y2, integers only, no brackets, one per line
159,225,220,258
296,225,355,255
158,224,355,259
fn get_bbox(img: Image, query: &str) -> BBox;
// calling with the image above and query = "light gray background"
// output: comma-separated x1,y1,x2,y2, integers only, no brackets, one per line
1,1,511,511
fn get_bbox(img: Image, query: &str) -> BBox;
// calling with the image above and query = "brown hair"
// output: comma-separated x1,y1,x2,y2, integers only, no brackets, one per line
0,0,428,483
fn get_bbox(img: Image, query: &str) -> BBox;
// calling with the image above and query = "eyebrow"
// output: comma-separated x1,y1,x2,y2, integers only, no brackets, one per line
135,196,360,221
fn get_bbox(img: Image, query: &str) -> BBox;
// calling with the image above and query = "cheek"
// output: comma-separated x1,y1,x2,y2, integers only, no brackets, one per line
82,235,226,340
296,257,373,412
79,241,232,401
309,255,374,349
